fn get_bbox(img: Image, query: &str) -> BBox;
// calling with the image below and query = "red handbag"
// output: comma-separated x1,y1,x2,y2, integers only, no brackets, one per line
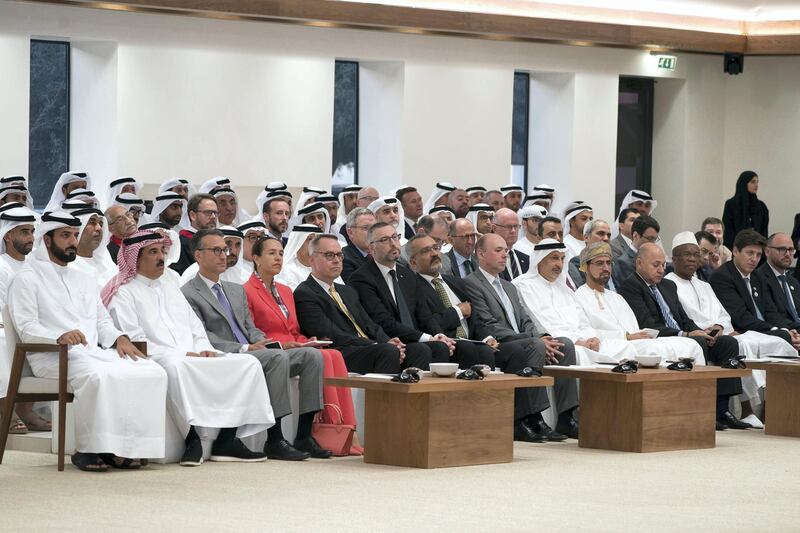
311,404,356,457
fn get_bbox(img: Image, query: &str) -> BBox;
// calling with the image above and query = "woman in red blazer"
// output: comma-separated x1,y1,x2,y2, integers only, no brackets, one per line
244,236,362,455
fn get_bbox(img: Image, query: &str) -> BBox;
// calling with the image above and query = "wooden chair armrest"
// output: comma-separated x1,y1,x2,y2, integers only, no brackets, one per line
132,341,147,356
16,343,63,353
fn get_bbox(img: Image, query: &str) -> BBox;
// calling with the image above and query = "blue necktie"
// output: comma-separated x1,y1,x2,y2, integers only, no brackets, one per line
743,278,765,321
212,283,249,345
778,275,799,322
649,285,681,330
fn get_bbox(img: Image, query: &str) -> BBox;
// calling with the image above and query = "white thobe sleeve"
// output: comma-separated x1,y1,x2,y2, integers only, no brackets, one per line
95,295,125,349
189,306,217,353
107,289,148,344
7,272,59,344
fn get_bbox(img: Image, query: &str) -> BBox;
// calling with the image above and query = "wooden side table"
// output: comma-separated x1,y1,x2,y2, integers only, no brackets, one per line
326,374,553,468
747,361,800,438
543,366,749,453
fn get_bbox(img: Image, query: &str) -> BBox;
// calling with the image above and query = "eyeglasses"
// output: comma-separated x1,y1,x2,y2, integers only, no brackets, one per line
588,260,613,268
494,223,521,232
371,234,401,245
360,196,378,203
452,233,479,240
244,233,264,242
315,251,344,262
416,244,442,256
768,246,794,255
109,212,135,225
198,247,231,256
194,209,218,218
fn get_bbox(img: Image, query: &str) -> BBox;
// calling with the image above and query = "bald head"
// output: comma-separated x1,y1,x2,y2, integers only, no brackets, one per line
357,186,379,208
476,233,508,276
105,205,137,239
492,208,520,248
765,231,794,272
635,242,666,285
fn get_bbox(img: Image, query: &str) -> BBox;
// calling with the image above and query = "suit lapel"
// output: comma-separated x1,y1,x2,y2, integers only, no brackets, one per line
254,279,290,328
475,271,512,325
730,263,757,314
192,275,228,318
369,261,399,314
310,278,354,323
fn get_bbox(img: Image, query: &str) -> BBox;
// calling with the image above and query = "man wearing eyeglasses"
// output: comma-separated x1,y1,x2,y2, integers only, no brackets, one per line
758,232,800,331
612,215,660,288
446,219,478,279
182,229,326,461
348,222,453,370
342,208,375,283
172,193,218,275
105,205,138,264
491,208,529,281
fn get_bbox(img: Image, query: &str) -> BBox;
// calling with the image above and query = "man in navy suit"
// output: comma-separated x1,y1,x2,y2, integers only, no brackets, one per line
758,232,800,332
492,208,529,281
446,218,478,278
710,229,800,348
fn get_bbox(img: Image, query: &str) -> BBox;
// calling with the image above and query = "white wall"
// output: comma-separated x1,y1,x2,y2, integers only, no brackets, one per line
1,1,798,241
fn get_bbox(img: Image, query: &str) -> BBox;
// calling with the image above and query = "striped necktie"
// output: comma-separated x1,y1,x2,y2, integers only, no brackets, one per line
648,285,681,330
329,285,367,338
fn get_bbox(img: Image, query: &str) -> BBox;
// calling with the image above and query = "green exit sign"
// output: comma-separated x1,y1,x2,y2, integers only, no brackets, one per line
656,55,677,70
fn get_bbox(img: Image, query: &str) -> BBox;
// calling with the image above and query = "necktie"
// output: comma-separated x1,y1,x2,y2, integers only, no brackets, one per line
778,275,799,321
462,258,474,276
508,254,520,279
493,278,519,333
744,278,765,321
328,285,367,338
212,283,249,345
648,285,681,330
269,281,290,319
432,278,467,338
389,270,414,327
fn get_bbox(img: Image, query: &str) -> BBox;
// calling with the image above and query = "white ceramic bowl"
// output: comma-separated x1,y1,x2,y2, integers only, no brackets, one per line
635,354,661,368
429,362,459,377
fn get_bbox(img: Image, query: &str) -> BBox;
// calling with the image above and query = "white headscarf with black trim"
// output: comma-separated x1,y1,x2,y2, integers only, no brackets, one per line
105,176,142,209
0,205,38,254
423,182,456,215
288,201,331,234
147,192,188,229
44,171,92,212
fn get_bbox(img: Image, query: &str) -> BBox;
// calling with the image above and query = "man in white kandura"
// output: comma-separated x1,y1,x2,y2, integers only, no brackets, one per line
8,211,168,472
512,239,640,365
574,242,704,361
103,230,274,466
69,207,118,291
665,231,795,413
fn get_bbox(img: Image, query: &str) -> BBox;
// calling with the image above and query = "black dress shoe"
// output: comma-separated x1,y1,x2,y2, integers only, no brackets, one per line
717,411,751,430
555,417,579,439
264,439,311,461
529,419,567,442
716,420,729,431
210,438,268,462
180,437,204,466
514,421,546,443
293,437,333,459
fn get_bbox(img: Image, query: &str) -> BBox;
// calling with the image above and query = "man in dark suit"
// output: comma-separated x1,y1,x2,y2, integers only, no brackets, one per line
396,186,422,240
446,218,478,279
710,229,799,348
759,232,800,331
464,233,580,442
341,207,375,283
492,207,529,281
182,229,327,460
612,215,660,288
348,222,451,370
407,234,495,369
618,243,750,430
610,208,639,260
294,234,407,374
171,193,218,275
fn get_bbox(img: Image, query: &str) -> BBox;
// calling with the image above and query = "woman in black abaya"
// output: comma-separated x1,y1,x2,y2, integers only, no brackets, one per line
722,170,769,250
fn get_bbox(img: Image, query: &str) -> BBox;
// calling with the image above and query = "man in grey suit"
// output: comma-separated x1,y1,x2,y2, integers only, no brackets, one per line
464,233,580,440
181,229,328,461
610,208,639,260
612,215,660,288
